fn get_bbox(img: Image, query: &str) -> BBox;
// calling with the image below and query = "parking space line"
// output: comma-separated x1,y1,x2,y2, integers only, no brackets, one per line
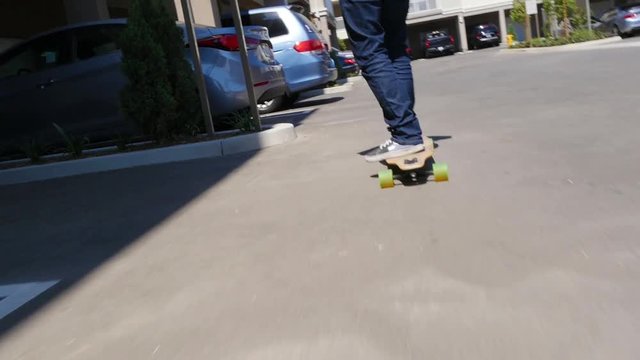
0,281,59,320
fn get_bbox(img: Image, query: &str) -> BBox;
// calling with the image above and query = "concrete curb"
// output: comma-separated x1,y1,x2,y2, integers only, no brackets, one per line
501,36,622,53
0,123,296,186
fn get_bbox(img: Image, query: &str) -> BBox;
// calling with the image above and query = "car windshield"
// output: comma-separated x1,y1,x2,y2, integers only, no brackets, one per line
220,12,289,38
477,25,498,33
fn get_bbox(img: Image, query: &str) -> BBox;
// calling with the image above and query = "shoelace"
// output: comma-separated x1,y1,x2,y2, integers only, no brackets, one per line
380,139,393,149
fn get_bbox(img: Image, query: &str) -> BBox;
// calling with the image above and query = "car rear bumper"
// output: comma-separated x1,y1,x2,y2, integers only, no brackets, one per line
277,50,337,94
198,48,286,116
621,20,640,33
426,44,455,55
478,37,500,46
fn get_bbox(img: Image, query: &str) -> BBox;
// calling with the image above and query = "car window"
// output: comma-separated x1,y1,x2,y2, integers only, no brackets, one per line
74,25,124,61
221,12,289,38
292,12,320,34
0,32,71,79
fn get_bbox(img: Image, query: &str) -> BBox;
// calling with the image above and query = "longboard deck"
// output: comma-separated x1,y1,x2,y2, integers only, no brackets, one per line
382,138,434,171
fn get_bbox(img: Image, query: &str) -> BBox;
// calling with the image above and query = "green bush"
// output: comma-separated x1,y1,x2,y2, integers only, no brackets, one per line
510,29,606,48
510,0,527,26
119,0,177,141
148,3,203,137
119,0,204,142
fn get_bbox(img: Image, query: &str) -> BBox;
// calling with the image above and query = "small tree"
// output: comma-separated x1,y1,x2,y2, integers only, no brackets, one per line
119,0,177,141
148,3,204,137
511,0,531,42
543,0,556,36
511,0,527,26
552,0,586,37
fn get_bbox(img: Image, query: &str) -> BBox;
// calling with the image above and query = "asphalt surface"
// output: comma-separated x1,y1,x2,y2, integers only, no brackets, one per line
1,37,639,359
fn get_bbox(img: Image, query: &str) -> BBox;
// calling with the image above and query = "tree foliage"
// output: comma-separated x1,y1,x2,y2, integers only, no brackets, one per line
119,0,203,141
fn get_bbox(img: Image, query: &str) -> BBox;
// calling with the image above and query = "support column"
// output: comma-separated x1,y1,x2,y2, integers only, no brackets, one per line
63,0,109,23
499,8,508,46
174,0,220,27
457,14,468,51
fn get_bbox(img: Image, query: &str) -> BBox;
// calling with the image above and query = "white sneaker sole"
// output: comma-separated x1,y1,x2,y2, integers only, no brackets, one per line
364,144,425,162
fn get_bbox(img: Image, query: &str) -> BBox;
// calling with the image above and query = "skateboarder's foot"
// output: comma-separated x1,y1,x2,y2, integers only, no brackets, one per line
363,139,424,162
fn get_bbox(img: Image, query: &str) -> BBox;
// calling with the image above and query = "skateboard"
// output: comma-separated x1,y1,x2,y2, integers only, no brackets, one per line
376,138,449,189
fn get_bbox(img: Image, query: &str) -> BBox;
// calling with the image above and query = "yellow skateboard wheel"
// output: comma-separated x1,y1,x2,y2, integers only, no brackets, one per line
433,163,449,182
378,169,394,189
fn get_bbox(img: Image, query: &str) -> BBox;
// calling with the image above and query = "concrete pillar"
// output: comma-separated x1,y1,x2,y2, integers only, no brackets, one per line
457,14,468,51
174,0,220,27
499,8,508,46
63,0,109,23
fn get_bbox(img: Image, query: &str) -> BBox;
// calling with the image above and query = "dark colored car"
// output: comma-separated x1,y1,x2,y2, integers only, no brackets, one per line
423,31,456,58
468,24,501,49
330,47,359,77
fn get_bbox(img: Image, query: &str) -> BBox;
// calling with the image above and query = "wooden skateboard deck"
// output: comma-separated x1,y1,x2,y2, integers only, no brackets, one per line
382,138,435,171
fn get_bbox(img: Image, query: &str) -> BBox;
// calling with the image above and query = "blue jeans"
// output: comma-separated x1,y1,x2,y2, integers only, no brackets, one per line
339,0,423,145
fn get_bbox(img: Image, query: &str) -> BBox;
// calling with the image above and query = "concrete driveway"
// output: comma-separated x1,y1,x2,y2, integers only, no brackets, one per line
1,39,639,359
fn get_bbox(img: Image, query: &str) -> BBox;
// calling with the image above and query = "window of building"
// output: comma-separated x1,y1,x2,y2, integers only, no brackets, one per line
409,0,438,13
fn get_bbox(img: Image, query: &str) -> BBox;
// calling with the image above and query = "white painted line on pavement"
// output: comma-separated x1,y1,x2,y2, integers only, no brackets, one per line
0,280,59,320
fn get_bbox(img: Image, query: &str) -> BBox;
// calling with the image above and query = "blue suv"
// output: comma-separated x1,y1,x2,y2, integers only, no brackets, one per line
223,6,338,113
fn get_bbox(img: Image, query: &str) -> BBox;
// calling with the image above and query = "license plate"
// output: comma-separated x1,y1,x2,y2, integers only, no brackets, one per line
438,46,444,51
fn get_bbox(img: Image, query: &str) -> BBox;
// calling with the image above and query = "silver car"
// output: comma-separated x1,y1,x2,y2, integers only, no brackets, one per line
223,6,338,114
0,19,285,154
598,5,640,38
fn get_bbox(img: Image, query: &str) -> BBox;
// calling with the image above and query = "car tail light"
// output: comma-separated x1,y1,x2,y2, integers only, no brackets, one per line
449,35,455,44
425,40,431,48
196,34,260,51
344,58,356,65
624,13,637,19
294,39,324,53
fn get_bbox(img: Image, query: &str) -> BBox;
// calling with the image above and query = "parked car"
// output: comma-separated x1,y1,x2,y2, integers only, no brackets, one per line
597,5,640,38
222,5,338,114
467,24,501,49
330,47,359,77
0,19,286,155
422,31,456,58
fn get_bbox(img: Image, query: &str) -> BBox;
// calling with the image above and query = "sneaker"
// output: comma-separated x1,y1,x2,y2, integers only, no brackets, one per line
363,139,424,162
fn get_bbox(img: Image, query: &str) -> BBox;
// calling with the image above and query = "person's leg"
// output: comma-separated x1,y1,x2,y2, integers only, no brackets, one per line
381,0,422,145
339,0,423,147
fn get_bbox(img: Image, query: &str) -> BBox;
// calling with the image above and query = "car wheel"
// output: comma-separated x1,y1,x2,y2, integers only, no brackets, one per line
257,96,284,114
614,26,627,38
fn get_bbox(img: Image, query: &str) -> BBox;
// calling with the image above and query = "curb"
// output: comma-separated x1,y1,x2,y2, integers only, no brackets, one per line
0,123,296,186
501,36,622,53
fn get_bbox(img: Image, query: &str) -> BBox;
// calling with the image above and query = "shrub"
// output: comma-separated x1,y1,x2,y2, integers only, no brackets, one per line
148,3,203,137
119,0,177,142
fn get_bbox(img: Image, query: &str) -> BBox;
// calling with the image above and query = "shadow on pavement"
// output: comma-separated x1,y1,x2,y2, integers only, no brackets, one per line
0,110,314,339
262,108,318,128
291,96,344,109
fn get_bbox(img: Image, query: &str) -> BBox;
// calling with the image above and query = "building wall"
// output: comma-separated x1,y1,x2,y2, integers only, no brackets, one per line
0,0,68,39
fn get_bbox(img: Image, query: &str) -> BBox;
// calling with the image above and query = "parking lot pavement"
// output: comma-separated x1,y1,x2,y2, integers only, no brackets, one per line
1,42,640,359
